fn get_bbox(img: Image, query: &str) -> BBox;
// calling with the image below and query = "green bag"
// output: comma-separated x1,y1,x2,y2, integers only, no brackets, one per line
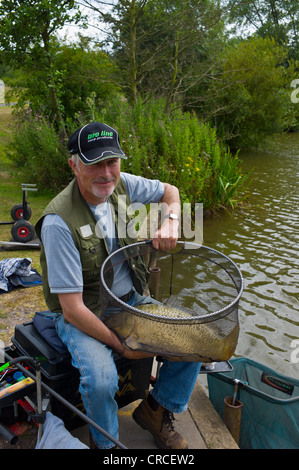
208,357,299,449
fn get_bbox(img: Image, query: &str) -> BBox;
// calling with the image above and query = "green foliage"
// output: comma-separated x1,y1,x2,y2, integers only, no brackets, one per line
2,37,121,134
225,0,299,60
2,1,294,213
9,109,72,190
53,37,121,124
107,0,225,108
5,94,250,211
1,0,297,155
205,36,298,148
0,0,81,58
87,96,250,211
0,0,83,136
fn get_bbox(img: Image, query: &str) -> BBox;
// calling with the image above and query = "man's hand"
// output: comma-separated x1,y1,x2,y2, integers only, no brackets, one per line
58,293,155,359
152,182,181,251
152,217,179,251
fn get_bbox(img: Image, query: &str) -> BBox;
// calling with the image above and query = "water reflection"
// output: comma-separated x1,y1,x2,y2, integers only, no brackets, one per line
202,132,299,378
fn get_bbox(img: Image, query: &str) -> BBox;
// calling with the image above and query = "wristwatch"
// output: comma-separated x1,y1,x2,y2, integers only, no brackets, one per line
164,213,179,221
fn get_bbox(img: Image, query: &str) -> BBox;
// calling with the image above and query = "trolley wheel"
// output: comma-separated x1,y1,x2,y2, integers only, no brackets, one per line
11,220,35,243
10,204,32,221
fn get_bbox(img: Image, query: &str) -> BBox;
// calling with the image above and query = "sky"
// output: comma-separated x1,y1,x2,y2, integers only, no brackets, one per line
58,2,111,44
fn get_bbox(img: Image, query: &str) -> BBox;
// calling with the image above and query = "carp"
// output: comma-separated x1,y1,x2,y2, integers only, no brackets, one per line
102,303,239,362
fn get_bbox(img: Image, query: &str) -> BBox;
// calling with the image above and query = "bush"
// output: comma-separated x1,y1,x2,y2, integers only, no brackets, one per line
92,96,250,212
9,109,72,190
206,37,298,149
8,97,250,213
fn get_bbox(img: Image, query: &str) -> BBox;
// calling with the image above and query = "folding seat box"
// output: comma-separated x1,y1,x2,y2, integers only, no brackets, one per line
10,321,153,429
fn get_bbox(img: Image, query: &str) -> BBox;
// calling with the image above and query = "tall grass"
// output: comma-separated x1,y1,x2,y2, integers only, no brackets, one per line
94,97,251,213
8,108,72,191
6,97,251,213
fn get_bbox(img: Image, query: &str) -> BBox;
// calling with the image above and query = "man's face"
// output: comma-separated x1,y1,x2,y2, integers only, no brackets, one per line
69,157,121,205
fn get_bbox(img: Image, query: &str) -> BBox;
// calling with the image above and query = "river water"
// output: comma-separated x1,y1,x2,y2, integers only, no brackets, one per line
202,132,299,380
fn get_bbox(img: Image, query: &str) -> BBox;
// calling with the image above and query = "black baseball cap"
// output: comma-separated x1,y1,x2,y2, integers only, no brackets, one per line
68,122,127,165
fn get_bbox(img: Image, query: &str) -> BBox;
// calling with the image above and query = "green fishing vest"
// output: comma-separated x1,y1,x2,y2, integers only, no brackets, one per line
35,177,148,316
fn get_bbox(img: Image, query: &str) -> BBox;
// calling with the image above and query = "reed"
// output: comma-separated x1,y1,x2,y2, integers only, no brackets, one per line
96,97,251,213
4,97,251,214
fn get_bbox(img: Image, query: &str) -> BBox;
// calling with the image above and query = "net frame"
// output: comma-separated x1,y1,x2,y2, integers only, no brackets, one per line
100,240,243,326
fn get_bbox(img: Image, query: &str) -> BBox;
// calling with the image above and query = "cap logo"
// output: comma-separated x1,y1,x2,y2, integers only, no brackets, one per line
88,130,113,141
88,132,99,140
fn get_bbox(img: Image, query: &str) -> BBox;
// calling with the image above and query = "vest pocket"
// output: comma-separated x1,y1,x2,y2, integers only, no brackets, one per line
76,231,106,278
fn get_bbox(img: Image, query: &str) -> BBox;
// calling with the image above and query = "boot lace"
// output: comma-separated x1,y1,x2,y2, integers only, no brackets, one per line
161,409,175,432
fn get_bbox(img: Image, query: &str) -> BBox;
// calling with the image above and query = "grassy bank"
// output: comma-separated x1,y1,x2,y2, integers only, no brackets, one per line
0,106,52,344
0,171,51,344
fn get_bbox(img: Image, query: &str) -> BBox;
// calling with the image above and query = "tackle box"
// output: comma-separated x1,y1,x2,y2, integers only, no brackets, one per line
8,320,153,429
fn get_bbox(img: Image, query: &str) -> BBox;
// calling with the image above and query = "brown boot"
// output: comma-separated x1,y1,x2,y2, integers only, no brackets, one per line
133,394,188,449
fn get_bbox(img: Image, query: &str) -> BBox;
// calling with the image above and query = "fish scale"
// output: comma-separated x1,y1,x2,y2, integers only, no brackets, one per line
103,303,239,362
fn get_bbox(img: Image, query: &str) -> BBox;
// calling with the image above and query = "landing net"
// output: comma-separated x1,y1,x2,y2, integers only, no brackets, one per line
100,241,243,362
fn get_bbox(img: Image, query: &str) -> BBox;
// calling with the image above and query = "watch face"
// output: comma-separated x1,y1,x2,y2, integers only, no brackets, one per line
169,214,178,220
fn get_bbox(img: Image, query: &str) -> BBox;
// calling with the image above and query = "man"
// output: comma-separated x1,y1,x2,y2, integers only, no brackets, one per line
35,122,201,449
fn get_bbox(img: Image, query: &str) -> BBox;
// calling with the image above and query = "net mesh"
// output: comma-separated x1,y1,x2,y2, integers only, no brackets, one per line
100,241,243,362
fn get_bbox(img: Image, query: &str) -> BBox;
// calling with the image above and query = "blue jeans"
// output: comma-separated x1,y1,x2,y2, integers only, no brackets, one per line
55,291,201,449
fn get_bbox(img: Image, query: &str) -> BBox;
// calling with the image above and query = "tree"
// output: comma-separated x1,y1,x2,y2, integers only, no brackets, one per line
225,0,299,60
80,0,225,109
80,0,148,104
0,0,82,137
54,36,121,122
204,36,298,148
135,0,225,112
